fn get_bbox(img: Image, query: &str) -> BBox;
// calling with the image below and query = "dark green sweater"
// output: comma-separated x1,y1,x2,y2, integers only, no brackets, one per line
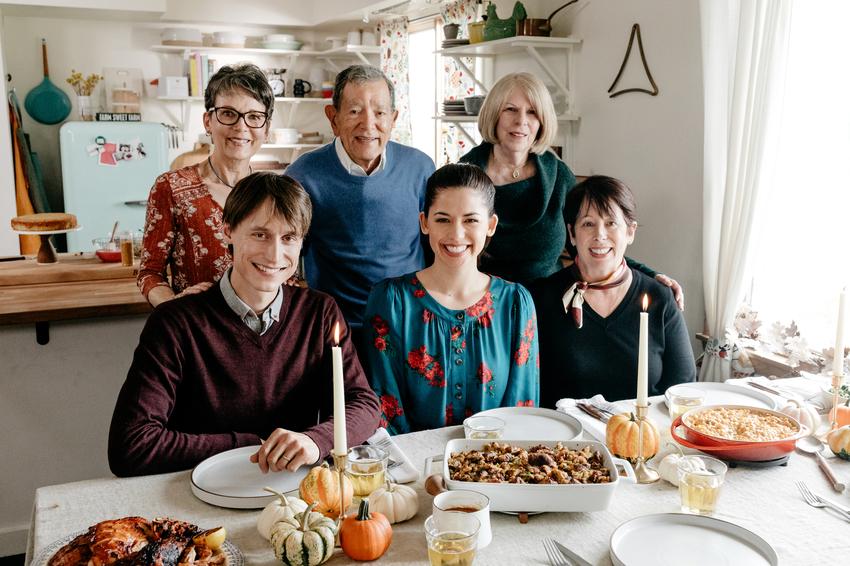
460,143,656,285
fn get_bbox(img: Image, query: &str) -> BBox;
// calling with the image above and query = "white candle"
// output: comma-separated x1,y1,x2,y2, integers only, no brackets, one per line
332,322,347,455
637,295,649,406
835,288,846,378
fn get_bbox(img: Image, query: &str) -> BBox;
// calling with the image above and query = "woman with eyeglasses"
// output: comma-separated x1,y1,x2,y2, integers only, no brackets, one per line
139,64,276,307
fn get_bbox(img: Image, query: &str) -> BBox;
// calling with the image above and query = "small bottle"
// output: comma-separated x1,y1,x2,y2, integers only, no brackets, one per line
119,231,134,266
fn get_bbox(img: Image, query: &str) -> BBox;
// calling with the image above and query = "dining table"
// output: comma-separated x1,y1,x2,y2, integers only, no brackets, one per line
25,391,849,566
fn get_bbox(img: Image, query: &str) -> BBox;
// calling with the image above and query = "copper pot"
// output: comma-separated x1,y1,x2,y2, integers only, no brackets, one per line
516,0,578,37
671,405,808,461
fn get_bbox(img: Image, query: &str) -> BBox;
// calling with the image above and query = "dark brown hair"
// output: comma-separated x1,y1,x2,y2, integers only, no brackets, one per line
564,175,637,258
423,163,495,218
223,172,312,239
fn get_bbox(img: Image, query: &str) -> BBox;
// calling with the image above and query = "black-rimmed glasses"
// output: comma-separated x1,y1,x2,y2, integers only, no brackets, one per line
209,107,268,128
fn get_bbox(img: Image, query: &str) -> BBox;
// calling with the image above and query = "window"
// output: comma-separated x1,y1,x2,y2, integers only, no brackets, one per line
409,17,439,161
749,1,850,349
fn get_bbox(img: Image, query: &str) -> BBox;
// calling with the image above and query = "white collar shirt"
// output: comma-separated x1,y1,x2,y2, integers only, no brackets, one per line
333,136,387,176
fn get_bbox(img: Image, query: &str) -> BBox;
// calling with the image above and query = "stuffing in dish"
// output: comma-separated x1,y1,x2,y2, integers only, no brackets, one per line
448,442,611,484
684,407,798,441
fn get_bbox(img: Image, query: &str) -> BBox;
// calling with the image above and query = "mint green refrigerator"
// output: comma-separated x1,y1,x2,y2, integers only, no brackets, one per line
59,121,169,252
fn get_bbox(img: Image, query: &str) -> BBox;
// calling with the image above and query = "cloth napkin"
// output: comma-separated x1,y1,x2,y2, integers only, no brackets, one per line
556,394,626,442
365,427,420,484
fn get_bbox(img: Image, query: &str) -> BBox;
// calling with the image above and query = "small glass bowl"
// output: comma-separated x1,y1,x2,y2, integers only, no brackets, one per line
463,416,506,440
92,237,121,262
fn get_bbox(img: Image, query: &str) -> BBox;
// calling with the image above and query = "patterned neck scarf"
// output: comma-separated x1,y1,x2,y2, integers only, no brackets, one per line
562,257,629,328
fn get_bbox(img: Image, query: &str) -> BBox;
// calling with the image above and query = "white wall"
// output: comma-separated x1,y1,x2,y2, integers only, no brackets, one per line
546,0,705,353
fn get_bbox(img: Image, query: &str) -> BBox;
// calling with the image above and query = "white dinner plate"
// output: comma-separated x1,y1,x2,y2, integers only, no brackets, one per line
31,529,243,566
191,446,311,509
609,513,778,566
664,382,778,410
474,406,583,441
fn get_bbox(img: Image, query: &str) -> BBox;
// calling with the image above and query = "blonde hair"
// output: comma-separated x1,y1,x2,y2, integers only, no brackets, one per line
477,72,557,154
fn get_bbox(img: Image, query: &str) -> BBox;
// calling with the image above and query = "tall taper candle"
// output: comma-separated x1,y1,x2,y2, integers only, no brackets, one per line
637,295,649,406
835,288,846,378
332,322,347,455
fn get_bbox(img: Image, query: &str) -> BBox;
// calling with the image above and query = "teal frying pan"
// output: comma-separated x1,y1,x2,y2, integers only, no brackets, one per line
24,39,72,125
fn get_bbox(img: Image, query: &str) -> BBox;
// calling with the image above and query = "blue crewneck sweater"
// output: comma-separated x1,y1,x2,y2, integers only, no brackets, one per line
286,141,435,329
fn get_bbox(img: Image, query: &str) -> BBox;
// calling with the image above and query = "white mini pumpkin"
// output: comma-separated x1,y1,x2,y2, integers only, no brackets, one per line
270,502,336,566
367,479,418,524
657,443,705,486
258,487,309,540
779,398,820,435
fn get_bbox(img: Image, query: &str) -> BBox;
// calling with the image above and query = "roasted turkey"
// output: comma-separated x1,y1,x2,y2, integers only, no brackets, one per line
47,517,224,566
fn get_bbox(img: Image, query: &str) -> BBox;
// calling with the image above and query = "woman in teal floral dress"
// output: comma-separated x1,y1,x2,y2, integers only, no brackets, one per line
363,163,539,434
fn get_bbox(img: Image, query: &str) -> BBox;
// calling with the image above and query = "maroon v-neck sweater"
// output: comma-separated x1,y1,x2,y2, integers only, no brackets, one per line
108,283,380,476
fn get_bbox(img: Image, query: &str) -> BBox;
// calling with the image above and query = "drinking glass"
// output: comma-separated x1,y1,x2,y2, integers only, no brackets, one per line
667,385,706,421
345,445,388,499
424,512,480,566
678,455,727,516
463,416,506,440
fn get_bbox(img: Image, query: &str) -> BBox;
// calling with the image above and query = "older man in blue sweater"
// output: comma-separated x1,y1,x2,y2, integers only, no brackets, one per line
286,65,435,346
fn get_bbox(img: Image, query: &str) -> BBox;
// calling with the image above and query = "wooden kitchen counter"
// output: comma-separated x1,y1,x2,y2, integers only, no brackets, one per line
0,253,151,325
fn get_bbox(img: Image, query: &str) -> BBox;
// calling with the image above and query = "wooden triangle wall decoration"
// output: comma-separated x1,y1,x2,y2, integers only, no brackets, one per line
608,23,659,98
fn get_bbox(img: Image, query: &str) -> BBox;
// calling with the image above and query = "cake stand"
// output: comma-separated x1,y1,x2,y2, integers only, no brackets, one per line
10,227,84,264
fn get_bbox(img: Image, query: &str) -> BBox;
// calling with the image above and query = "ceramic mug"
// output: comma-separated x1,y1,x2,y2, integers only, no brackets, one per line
293,79,312,98
432,490,491,549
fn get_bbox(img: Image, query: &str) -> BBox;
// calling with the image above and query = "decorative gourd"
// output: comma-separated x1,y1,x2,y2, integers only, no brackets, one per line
780,399,821,434
298,461,353,519
606,412,659,464
657,443,684,486
368,479,418,524
269,502,336,566
258,487,309,540
339,498,392,561
827,425,850,461
828,396,850,428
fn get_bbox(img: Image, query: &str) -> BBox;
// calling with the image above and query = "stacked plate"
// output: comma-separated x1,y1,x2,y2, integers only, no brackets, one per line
442,38,470,48
258,40,303,51
442,99,468,116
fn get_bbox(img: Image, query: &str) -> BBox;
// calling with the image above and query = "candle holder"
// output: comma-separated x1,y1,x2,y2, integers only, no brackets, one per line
632,402,660,484
829,374,845,434
331,448,351,544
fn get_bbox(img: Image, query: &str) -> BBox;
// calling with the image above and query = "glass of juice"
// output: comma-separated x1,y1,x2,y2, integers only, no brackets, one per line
463,416,506,440
667,385,706,421
678,455,727,516
345,445,389,499
424,512,480,566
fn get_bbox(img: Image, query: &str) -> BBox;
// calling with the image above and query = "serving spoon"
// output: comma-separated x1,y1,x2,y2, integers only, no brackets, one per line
797,435,844,492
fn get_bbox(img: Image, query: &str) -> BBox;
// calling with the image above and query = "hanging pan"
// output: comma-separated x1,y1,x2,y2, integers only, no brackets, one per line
516,0,579,37
24,39,72,125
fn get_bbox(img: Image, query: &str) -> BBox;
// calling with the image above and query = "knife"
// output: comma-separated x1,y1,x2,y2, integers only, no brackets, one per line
746,381,792,399
553,539,595,566
577,402,608,423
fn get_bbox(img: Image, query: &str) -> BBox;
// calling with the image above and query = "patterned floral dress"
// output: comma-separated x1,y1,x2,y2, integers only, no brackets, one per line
137,164,231,300
364,273,539,435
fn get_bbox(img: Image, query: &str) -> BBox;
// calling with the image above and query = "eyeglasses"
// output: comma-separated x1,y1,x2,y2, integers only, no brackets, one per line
210,107,268,128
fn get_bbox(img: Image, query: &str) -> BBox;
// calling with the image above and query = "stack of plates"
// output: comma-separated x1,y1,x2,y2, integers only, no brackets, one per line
442,99,467,116
442,38,470,48
258,40,303,51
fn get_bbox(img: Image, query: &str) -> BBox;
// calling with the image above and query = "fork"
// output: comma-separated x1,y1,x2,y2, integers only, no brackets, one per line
542,538,571,566
591,404,616,416
796,481,850,520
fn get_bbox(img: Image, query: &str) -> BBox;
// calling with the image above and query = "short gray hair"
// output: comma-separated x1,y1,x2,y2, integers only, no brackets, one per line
332,65,396,113
204,63,274,122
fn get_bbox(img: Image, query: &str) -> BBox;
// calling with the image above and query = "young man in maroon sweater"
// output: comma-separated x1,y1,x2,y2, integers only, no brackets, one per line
108,172,380,477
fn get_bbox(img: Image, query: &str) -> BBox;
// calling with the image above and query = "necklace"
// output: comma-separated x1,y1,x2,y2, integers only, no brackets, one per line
208,157,251,189
491,150,528,179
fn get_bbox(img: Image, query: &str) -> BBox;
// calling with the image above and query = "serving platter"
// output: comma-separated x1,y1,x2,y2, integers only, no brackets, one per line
191,446,310,509
664,382,778,410
475,406,583,441
31,530,243,566
609,513,778,565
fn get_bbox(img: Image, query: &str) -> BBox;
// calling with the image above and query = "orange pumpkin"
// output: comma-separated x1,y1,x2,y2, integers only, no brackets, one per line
339,497,392,561
298,461,353,519
828,396,850,428
606,412,660,464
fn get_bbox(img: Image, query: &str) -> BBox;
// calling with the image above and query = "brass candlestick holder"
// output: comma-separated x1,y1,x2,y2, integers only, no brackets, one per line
633,402,660,484
331,448,351,545
829,374,845,434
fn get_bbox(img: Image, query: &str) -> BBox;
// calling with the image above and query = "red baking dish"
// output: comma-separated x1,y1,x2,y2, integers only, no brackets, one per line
671,404,808,461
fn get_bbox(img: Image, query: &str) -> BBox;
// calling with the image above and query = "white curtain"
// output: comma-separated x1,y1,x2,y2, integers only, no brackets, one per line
699,0,793,382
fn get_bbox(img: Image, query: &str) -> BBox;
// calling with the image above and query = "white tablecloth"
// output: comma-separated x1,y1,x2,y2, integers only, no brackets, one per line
26,395,849,565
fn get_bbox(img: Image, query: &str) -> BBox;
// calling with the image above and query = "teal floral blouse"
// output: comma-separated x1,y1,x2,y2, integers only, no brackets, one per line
363,273,539,435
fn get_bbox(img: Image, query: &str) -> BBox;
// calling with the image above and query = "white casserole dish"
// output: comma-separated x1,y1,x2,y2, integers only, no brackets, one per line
161,27,202,46
425,438,635,513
